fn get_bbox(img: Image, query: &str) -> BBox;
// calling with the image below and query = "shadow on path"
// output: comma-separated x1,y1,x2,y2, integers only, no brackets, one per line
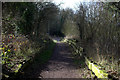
40,43,81,78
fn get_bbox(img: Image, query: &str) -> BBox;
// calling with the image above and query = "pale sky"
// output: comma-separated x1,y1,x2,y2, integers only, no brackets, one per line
53,0,82,10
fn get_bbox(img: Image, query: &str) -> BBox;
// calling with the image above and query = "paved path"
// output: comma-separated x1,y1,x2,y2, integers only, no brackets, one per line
40,43,81,78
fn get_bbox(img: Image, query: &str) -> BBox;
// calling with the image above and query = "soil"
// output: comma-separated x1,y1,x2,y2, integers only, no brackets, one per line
40,43,81,78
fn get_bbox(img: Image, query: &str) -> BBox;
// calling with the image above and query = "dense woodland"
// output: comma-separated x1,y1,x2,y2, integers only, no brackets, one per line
1,1,120,79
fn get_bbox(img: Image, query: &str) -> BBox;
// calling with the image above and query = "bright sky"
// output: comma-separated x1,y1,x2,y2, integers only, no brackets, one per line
53,0,82,10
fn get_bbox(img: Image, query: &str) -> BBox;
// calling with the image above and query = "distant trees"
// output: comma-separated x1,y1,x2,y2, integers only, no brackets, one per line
60,8,80,38
36,2,58,34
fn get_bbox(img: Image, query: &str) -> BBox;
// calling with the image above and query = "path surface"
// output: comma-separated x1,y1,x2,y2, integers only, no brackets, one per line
40,43,81,78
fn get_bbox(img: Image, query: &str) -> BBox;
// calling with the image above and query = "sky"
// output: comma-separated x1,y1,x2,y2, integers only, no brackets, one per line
53,0,82,10
53,0,81,9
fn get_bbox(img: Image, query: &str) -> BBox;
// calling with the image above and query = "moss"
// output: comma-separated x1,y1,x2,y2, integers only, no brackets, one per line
85,57,109,79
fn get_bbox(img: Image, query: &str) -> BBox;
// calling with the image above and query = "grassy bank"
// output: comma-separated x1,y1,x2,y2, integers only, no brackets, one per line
13,41,56,78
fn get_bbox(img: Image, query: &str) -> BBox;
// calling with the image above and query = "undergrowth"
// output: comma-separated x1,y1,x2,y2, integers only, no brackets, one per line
1,33,54,78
